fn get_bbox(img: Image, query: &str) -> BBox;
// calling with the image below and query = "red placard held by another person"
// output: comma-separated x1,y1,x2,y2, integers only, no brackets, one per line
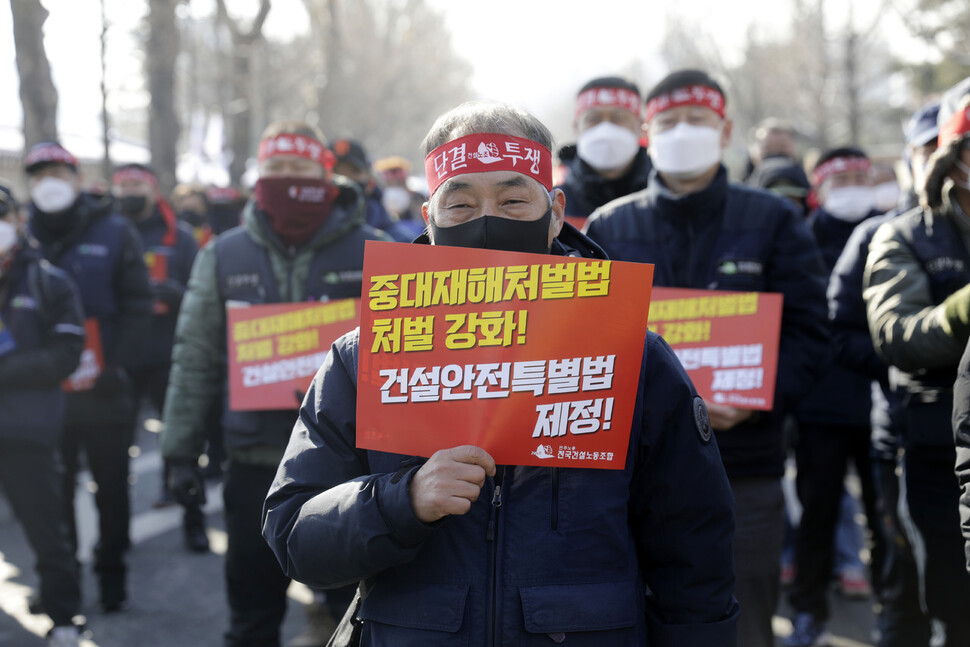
648,287,783,411
227,299,361,411
357,240,655,470
63,319,103,392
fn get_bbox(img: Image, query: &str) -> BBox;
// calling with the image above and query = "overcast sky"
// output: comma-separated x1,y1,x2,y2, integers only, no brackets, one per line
0,0,932,151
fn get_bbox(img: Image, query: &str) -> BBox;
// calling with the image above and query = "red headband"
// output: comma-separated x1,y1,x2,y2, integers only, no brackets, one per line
575,87,641,120
645,84,726,123
258,134,335,170
812,156,871,187
940,105,970,149
112,167,158,189
25,143,78,170
424,133,553,196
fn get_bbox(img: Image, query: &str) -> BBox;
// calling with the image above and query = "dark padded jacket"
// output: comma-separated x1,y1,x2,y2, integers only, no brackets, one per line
0,243,85,445
556,145,652,222
584,167,829,478
263,225,738,646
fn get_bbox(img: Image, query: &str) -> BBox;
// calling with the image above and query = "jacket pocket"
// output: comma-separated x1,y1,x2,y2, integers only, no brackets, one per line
519,581,641,645
359,581,469,646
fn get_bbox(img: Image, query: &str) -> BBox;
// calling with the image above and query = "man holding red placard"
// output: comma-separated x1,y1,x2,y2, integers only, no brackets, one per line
263,101,738,646
585,70,829,647
162,121,388,647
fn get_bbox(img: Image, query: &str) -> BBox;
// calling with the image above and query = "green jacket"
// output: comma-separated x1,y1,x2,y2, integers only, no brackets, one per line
162,177,388,467
864,183,970,374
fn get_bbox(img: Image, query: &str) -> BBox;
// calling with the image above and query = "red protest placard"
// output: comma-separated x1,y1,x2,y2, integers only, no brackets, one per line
648,287,783,411
63,319,104,392
357,240,654,469
227,299,361,411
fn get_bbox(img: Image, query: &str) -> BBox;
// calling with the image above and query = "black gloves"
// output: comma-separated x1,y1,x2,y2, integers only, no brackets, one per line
169,460,207,508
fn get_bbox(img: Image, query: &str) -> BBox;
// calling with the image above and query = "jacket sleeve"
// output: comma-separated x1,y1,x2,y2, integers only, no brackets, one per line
630,334,739,646
864,221,965,372
111,220,154,366
0,266,85,388
161,242,227,462
952,340,970,572
766,207,830,410
262,331,437,589
828,221,889,382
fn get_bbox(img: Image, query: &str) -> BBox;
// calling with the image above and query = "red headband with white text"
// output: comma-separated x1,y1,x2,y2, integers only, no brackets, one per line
576,87,642,120
940,105,970,149
812,156,871,187
645,84,726,123
112,167,158,190
425,133,553,196
25,143,78,170
258,134,335,170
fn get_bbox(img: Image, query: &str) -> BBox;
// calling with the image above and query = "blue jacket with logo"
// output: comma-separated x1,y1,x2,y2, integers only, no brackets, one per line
0,243,85,445
29,193,154,425
263,226,738,647
584,167,829,478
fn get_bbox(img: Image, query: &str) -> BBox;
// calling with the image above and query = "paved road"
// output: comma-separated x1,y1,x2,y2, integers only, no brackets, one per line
0,419,879,646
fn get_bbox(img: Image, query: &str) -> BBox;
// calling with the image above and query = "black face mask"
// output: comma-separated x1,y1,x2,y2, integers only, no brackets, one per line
119,195,148,218
430,206,553,254
179,210,206,228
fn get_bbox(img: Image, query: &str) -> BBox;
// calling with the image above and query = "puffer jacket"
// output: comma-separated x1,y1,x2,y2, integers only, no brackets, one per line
263,226,738,646
161,175,390,467
584,167,829,478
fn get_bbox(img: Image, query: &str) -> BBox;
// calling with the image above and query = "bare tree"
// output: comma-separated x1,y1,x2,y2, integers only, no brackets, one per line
215,0,271,184
10,0,59,147
145,0,181,194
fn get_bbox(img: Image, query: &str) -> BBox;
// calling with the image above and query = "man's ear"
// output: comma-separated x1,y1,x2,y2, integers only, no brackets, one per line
720,118,733,149
421,202,430,224
549,189,565,243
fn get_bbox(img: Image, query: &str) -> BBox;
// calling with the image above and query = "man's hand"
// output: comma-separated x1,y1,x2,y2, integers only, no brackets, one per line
410,445,496,523
169,461,207,508
704,401,755,431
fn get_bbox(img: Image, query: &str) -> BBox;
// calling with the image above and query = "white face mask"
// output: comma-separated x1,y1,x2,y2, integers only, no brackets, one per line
872,181,900,212
824,186,874,222
648,122,723,180
30,177,77,213
0,220,17,256
576,121,640,173
382,186,412,216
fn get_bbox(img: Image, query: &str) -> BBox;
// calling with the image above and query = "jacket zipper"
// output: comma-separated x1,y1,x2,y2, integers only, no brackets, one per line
485,466,506,647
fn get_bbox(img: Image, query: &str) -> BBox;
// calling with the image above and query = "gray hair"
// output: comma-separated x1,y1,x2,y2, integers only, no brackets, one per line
422,101,554,155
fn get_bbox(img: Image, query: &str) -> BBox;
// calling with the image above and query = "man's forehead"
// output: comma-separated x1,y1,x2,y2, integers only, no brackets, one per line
438,171,542,195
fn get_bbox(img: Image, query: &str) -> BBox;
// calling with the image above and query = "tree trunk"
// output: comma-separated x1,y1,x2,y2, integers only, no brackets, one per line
10,0,59,147
146,0,181,196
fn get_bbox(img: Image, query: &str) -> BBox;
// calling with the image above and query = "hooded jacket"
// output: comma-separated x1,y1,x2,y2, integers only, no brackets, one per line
584,167,829,478
262,224,738,646
161,175,390,468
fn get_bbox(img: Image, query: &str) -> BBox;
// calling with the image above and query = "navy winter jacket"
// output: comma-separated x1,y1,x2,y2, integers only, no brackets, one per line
584,167,829,478
556,145,652,222
129,200,199,368
0,244,85,445
263,226,739,646
828,212,899,457
795,208,884,427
